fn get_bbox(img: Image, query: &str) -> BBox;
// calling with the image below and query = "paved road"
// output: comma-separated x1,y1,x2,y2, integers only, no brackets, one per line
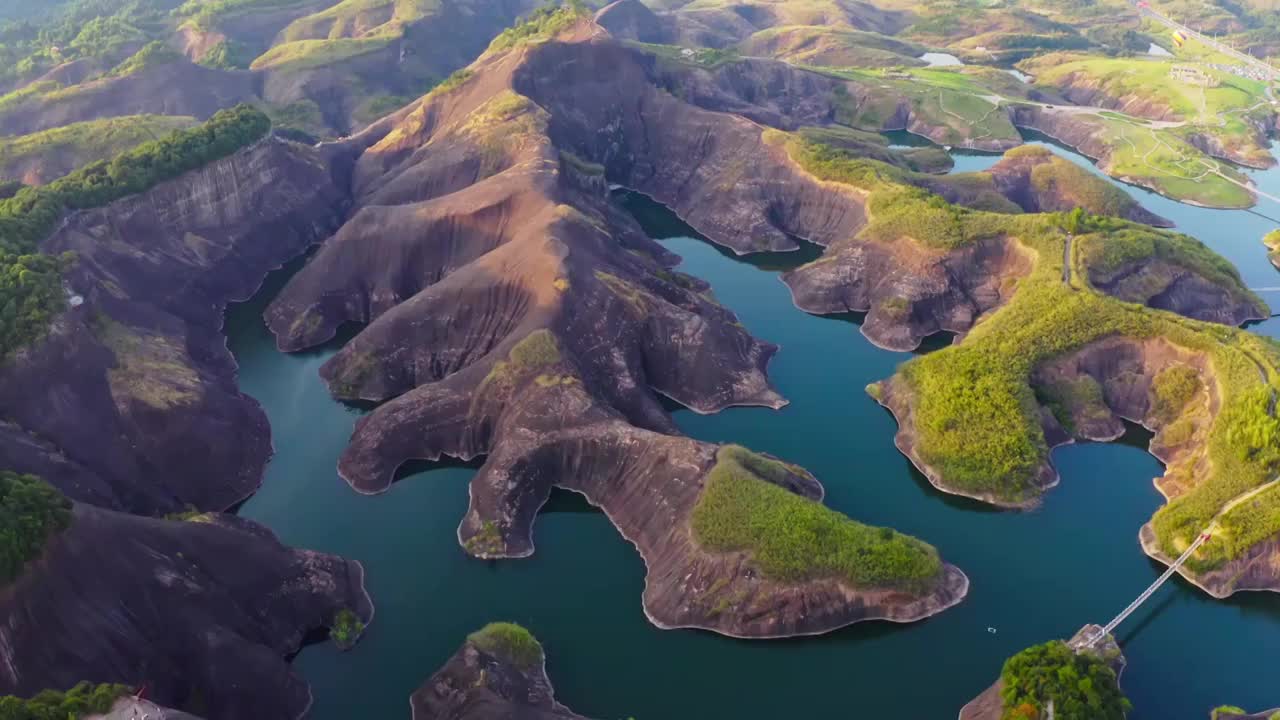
1133,1,1278,87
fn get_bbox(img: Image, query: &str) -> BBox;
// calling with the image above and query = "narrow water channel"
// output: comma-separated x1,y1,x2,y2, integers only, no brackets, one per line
227,130,1280,719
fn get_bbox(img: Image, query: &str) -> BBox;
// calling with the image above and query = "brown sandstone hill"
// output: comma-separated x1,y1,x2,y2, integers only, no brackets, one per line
263,21,967,637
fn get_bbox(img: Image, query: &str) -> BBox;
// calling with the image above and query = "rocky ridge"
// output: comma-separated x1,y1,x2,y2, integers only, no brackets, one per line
264,20,968,637
0,136,348,515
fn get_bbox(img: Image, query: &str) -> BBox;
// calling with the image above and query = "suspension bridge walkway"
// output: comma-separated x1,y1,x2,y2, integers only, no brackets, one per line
1074,530,1212,649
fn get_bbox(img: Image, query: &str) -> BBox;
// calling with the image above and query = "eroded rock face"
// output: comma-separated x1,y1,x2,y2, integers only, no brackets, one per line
0,137,348,514
1090,258,1268,326
0,505,372,720
984,146,1172,226
514,38,868,254
782,235,1031,351
410,635,586,720
266,24,967,637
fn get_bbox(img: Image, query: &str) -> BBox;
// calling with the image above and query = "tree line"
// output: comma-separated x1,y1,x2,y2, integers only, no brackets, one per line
0,103,272,359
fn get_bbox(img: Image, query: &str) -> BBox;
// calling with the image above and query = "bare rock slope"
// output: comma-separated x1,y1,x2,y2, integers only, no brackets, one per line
0,504,372,720
265,22,967,638
0,136,347,514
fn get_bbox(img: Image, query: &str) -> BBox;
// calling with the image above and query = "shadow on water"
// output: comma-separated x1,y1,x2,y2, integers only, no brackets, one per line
1116,594,1175,646
616,191,824,270
899,455,1008,515
540,487,604,516
392,455,486,484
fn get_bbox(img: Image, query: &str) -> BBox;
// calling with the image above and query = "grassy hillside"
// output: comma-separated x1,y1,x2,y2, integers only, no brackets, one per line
781,130,1279,577
691,445,945,592
0,114,198,184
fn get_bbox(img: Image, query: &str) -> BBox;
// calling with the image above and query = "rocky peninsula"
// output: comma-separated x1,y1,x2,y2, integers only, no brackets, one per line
259,15,968,637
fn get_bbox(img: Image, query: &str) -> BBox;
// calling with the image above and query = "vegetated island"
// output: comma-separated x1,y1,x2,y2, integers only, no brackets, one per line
256,7,969,637
411,623,589,720
1265,229,1280,271
1212,707,1280,720
959,625,1129,720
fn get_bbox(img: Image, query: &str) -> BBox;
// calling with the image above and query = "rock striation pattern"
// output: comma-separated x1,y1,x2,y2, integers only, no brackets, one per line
0,505,372,720
0,137,348,515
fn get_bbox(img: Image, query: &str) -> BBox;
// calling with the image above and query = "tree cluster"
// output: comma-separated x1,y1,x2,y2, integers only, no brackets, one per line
1000,641,1131,720
0,471,72,587
0,682,129,720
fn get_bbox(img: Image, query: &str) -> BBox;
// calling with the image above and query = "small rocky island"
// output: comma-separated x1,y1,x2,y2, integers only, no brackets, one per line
411,623,588,720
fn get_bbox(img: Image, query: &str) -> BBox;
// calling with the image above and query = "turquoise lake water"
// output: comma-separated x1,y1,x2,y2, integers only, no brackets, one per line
228,133,1280,719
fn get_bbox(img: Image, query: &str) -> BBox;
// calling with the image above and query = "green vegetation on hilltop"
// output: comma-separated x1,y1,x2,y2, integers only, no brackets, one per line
1076,222,1252,304
0,104,271,359
999,641,1130,720
1211,707,1280,720
807,65,1024,149
1265,229,1280,266
1012,146,1135,218
467,622,544,670
251,35,388,71
330,607,365,650
778,134,1022,247
691,445,944,592
107,39,182,76
487,2,586,54
736,25,924,68
0,0,176,85
778,130,1280,574
0,471,73,587
0,681,130,720
176,0,317,31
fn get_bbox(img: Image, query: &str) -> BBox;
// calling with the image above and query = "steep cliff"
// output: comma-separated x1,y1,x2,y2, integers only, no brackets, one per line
785,234,1031,351
959,625,1126,720
0,136,348,514
0,504,372,720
